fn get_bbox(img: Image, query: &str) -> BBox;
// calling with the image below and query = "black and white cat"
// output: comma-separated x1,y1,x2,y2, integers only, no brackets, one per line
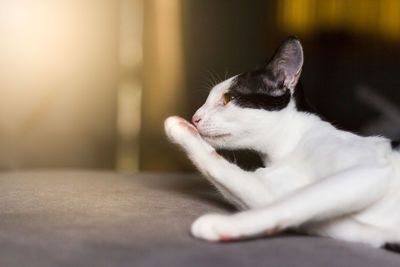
164,36,400,251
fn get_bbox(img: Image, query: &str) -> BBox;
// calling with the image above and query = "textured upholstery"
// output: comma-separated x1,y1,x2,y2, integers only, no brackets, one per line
1,171,399,266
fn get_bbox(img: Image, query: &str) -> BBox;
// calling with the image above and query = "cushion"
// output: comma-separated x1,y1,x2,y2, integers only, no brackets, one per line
0,171,399,266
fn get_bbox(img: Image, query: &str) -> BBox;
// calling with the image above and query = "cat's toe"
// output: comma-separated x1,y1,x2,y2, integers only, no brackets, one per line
164,116,198,143
191,213,240,242
165,116,183,140
164,116,182,133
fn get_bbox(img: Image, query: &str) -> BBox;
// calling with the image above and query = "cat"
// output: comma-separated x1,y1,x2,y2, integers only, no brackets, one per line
164,36,400,251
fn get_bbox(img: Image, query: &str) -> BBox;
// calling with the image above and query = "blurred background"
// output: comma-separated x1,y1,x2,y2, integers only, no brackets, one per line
0,0,399,172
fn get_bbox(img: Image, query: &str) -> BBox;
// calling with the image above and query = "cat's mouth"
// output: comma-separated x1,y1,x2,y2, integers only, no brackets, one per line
200,133,231,140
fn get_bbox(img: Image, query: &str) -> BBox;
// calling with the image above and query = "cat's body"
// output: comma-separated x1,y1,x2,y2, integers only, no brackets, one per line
164,36,400,250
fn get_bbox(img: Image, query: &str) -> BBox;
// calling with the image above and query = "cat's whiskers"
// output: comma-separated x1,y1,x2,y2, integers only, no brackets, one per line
205,69,224,89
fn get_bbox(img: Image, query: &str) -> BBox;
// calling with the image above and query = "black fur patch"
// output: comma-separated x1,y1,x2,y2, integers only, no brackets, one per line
216,149,265,171
227,36,312,113
391,140,400,150
229,75,315,113
231,90,291,111
383,242,400,253
228,70,291,111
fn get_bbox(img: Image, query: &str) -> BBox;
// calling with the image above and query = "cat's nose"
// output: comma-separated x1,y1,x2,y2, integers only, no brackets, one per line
192,115,201,127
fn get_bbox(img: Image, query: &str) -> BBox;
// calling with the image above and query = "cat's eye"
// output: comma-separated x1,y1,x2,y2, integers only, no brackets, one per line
223,93,235,105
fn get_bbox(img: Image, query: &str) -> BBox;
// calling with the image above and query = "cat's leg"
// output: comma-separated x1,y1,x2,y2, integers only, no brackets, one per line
165,116,273,209
191,164,392,241
303,217,400,248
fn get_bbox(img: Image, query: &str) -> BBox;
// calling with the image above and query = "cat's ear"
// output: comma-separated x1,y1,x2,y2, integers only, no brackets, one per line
266,36,303,93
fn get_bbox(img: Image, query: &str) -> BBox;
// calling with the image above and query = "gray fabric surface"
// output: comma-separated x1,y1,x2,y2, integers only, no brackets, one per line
0,170,399,267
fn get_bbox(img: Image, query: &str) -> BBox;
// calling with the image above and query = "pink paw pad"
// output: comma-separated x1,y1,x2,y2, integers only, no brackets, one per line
211,151,221,159
265,226,280,235
187,125,198,136
177,121,187,127
177,121,198,136
219,235,243,242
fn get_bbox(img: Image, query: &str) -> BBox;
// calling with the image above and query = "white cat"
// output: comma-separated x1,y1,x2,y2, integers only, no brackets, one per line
164,36,400,251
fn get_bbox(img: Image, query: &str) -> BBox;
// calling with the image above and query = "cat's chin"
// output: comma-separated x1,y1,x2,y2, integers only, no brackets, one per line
200,133,231,147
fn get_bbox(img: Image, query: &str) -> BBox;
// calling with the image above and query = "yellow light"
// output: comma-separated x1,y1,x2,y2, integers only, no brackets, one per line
278,0,400,41
116,0,143,172
0,1,119,169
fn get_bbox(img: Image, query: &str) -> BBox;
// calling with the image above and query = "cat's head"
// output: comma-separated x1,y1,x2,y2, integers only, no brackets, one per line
192,36,309,150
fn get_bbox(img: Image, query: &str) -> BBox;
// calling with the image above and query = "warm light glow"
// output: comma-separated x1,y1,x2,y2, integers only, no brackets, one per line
116,81,142,171
116,82,142,171
0,1,119,169
117,82,142,141
140,0,186,170
144,0,186,129
116,0,143,172
278,0,400,40
119,0,143,69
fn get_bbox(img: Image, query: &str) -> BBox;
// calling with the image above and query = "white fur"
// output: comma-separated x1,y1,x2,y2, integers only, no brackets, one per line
164,77,400,247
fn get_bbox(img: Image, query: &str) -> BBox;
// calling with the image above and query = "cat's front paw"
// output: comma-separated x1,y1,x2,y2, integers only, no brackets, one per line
191,213,242,242
164,116,199,145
